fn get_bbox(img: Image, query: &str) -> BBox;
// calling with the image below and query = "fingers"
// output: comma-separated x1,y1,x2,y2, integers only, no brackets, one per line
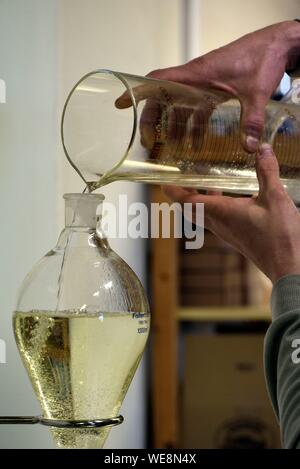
115,84,156,109
115,82,171,109
207,190,222,196
115,91,132,109
162,186,199,203
146,66,192,83
240,95,267,152
115,68,176,109
115,66,192,109
139,99,163,149
256,143,282,197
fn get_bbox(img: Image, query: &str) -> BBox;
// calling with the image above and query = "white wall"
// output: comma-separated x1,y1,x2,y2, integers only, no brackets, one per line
194,0,300,54
0,0,59,448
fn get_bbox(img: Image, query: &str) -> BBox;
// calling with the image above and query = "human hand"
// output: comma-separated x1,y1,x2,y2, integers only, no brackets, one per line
163,144,300,283
116,75,225,159
116,21,300,153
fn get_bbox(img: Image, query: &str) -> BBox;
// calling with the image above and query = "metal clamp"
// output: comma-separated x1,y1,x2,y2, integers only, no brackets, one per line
0,415,123,429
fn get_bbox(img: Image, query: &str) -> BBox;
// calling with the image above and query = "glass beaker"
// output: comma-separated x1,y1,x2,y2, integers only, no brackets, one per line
61,70,300,199
13,193,150,449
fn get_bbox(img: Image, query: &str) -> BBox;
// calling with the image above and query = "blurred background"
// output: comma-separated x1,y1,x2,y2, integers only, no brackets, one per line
0,0,299,449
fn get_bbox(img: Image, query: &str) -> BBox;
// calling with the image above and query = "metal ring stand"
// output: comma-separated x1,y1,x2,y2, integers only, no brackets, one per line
0,415,123,429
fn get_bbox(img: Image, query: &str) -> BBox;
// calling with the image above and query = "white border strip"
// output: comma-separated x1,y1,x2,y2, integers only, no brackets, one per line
0,79,6,103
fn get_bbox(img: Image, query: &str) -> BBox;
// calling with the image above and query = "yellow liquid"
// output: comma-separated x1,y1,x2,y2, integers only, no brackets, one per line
88,105,300,201
13,310,150,449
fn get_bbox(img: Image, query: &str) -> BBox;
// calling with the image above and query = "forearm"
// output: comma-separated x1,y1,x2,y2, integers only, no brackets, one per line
264,275,300,448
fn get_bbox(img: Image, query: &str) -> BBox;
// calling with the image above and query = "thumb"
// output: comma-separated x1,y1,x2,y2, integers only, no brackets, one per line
256,143,281,196
240,96,266,152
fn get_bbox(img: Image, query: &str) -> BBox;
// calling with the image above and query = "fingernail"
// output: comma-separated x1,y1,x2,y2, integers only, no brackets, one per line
246,135,259,152
259,143,273,156
115,92,131,109
114,98,122,108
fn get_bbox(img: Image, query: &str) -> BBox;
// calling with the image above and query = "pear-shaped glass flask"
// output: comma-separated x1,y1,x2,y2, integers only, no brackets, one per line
13,193,150,449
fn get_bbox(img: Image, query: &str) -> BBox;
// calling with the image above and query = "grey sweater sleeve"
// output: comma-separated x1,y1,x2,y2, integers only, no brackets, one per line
264,275,300,448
